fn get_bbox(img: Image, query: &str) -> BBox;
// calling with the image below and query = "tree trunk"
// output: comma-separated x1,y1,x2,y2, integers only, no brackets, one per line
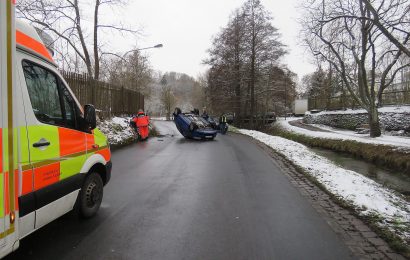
250,44,256,129
74,0,92,78
368,105,381,137
235,84,241,125
377,91,383,107
249,2,256,130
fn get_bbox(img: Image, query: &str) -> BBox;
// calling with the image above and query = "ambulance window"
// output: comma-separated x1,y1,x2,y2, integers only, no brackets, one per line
22,61,64,126
61,86,76,129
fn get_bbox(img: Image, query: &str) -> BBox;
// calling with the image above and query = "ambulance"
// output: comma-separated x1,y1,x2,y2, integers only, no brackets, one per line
0,2,112,257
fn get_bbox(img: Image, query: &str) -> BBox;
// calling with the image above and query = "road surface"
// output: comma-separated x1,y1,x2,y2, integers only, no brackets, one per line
7,121,355,260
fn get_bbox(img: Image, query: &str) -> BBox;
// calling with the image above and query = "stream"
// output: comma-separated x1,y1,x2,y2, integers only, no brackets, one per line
310,147,410,197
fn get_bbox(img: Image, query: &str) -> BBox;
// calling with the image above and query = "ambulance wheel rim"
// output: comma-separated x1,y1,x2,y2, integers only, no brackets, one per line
80,172,103,218
85,181,102,207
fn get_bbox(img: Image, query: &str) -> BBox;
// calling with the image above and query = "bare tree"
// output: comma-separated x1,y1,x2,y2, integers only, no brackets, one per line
242,0,287,127
160,76,175,120
361,0,410,57
301,0,410,137
17,0,140,80
102,50,153,97
205,0,288,128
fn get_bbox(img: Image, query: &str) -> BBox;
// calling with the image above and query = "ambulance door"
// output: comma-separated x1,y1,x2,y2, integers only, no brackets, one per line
20,59,63,229
19,58,86,229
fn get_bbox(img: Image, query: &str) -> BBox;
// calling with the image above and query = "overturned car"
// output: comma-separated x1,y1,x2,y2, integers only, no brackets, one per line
173,108,217,140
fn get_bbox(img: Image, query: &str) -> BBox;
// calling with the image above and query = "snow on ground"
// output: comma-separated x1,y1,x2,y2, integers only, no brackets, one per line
306,105,410,115
239,129,410,241
98,116,136,146
150,117,168,121
277,118,410,150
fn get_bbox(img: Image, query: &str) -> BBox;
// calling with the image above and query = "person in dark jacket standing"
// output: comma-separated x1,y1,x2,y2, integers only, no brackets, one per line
219,114,228,134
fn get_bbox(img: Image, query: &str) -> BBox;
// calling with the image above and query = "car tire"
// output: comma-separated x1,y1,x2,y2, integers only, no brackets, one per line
79,172,104,218
189,122,198,131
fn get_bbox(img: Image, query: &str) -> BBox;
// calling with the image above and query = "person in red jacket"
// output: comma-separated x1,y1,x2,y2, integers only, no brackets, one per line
131,109,150,140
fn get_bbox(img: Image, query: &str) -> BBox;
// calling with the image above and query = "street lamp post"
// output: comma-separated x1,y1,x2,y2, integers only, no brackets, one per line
137,44,163,51
122,44,163,58
103,44,163,62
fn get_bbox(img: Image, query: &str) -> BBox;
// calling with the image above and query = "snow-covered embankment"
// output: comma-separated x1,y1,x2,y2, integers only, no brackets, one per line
239,129,410,243
98,117,136,146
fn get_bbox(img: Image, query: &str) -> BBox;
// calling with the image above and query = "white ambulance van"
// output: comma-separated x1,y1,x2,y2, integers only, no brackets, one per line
0,2,112,257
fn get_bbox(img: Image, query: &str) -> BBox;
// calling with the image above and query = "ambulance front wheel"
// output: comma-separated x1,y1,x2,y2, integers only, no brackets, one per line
80,172,104,218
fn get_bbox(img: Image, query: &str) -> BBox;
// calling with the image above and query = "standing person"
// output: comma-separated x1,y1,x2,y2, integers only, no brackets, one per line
202,107,209,120
131,109,150,141
219,114,228,134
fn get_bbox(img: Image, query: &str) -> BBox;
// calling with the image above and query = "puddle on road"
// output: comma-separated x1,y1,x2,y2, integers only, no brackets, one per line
310,147,410,197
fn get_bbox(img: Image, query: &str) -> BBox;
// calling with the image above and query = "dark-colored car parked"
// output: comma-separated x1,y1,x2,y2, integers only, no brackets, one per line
173,108,217,140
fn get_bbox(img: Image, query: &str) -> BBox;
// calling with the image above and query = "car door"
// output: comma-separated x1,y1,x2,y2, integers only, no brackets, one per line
20,58,86,228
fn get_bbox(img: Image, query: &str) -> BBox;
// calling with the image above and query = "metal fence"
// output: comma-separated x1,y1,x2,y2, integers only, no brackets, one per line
61,71,144,119
308,89,410,111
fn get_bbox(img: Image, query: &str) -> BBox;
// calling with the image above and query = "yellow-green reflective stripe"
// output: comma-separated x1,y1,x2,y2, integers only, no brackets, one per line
60,155,86,180
0,226,14,239
21,158,63,171
93,128,108,147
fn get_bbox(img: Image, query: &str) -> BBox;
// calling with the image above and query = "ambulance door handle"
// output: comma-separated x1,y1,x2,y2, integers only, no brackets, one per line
33,138,51,148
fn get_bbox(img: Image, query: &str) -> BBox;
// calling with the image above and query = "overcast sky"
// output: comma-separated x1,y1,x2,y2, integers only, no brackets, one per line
107,0,315,79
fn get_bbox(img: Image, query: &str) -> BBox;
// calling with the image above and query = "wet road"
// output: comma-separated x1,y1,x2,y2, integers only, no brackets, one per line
7,121,355,260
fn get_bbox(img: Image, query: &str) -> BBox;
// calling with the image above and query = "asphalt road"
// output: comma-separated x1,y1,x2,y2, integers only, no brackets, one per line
7,121,355,260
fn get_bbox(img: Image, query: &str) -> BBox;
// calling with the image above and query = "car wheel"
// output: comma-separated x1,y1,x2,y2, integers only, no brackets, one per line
189,122,198,131
79,172,103,218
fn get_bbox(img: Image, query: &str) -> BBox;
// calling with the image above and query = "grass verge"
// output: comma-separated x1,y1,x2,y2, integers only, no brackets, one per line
265,124,410,176
252,137,410,257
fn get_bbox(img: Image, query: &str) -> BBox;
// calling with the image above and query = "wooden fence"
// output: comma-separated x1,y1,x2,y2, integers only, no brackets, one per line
61,71,144,119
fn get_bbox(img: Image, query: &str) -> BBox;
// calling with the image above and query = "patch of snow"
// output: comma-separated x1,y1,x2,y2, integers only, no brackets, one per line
278,119,410,150
98,117,136,146
239,129,410,242
307,105,410,116
111,116,131,127
151,117,168,121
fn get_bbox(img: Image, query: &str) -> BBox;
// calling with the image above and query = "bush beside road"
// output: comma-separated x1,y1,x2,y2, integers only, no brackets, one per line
98,116,158,149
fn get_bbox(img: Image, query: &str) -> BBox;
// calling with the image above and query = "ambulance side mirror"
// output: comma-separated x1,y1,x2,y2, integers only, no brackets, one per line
84,104,97,130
